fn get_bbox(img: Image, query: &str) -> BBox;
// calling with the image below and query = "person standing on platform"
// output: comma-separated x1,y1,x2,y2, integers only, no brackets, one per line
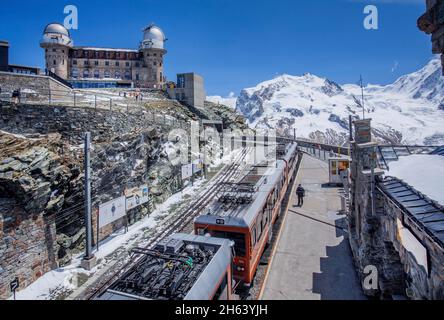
296,184,306,207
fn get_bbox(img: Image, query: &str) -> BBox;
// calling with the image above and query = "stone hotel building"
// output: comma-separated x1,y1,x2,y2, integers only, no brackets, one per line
40,23,167,88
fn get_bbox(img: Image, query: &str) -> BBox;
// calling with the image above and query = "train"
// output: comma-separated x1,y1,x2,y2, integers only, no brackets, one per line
94,141,299,300
194,142,299,286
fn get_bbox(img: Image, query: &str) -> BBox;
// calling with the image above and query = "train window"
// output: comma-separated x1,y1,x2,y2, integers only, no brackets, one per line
212,231,246,257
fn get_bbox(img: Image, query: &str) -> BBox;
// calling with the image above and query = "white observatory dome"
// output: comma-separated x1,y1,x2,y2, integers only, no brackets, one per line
140,24,166,50
41,23,73,47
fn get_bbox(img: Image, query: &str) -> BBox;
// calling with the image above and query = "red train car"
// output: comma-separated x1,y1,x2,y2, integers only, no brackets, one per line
194,142,298,286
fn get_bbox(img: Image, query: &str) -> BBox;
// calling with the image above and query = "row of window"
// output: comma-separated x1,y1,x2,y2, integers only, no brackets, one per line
70,69,163,82
71,69,134,80
71,60,163,68
72,50,163,60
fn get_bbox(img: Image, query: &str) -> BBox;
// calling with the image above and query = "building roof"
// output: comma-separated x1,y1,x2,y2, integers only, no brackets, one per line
73,46,139,53
378,177,444,249
386,154,444,206
141,24,166,50
43,23,70,37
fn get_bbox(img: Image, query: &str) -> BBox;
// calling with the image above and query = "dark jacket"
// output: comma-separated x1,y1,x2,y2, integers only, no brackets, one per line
296,186,305,197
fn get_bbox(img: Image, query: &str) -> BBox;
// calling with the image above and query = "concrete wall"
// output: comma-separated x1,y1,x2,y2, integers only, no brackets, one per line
166,73,205,108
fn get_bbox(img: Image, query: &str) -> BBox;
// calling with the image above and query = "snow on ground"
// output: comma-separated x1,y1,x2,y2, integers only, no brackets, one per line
386,154,444,206
10,179,206,300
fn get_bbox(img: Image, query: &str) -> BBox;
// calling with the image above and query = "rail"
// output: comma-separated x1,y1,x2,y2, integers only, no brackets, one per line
45,69,73,89
83,147,251,300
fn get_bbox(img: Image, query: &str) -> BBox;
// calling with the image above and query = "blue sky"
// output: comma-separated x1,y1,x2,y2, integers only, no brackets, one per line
0,0,432,95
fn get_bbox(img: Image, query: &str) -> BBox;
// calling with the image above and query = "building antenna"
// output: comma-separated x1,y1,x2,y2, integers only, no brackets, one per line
360,75,365,119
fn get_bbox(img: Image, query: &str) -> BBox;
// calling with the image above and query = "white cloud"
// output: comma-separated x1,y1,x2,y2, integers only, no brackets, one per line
391,61,399,73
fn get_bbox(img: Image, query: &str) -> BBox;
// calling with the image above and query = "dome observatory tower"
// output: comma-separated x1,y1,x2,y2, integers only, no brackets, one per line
40,23,73,79
139,24,167,88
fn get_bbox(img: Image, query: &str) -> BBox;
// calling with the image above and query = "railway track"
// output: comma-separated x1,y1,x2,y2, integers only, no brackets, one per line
82,147,250,300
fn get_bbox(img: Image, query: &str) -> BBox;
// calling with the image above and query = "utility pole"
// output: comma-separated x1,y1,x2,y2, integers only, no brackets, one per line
81,132,97,271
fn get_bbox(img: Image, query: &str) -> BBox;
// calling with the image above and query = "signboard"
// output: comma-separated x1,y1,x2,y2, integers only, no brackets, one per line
192,159,203,174
98,196,126,229
10,277,19,292
125,185,149,211
181,164,193,180
354,119,372,144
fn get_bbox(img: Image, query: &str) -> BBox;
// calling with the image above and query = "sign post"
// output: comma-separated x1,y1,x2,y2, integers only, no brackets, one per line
10,277,19,300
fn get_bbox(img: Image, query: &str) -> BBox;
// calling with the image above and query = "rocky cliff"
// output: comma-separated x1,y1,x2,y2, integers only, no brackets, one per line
0,93,246,299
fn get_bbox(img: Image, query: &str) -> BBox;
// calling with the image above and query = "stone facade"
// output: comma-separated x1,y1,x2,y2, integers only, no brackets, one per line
348,122,444,299
40,23,166,88
0,72,71,97
418,0,444,74
0,102,188,299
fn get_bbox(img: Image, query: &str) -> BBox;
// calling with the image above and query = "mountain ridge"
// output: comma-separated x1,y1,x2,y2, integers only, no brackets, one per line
228,56,444,145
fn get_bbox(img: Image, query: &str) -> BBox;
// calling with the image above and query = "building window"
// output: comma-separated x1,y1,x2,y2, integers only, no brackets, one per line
53,60,57,65
116,61,120,67
83,70,89,78
153,61,157,66
154,53,157,57
95,61,99,66
124,70,131,80
135,62,140,68
104,70,110,78
73,60,77,65
105,61,110,66
136,74,140,81
71,69,79,78
52,48,56,52
115,71,121,79
160,72,163,81
125,62,130,67
84,60,89,66
94,70,100,78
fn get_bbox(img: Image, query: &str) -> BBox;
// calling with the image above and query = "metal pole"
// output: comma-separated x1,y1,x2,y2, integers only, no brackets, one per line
84,132,93,259
349,115,353,141
94,95,97,110
96,209,100,251
110,99,112,111
74,92,76,107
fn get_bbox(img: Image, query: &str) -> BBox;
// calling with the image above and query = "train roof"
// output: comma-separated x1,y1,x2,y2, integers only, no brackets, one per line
195,142,298,229
95,234,233,300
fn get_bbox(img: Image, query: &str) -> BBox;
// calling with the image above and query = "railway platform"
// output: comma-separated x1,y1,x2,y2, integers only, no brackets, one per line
260,154,366,300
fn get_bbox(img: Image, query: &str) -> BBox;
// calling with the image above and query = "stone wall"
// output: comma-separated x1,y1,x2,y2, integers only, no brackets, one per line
0,72,71,97
0,200,58,299
418,0,444,73
0,102,187,299
348,140,444,300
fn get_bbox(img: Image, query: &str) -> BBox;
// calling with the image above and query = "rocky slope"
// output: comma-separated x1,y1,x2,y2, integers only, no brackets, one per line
234,56,444,146
0,91,246,297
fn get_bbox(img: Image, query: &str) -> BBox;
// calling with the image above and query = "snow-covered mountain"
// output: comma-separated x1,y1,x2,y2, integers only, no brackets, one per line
234,57,444,146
